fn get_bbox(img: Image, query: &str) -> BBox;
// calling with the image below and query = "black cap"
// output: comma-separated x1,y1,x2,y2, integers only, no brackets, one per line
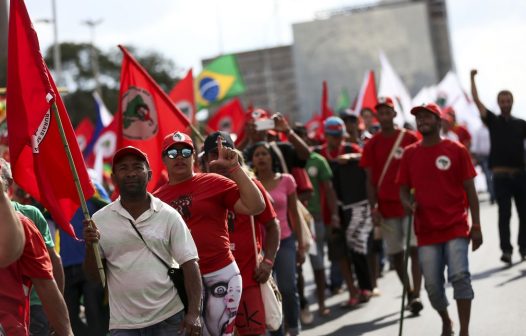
203,131,235,154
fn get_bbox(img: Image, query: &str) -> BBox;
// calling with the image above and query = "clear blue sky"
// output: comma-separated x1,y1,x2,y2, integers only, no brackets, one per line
26,0,526,118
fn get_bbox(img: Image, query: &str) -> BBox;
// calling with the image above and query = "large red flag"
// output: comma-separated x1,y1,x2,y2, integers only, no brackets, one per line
117,45,191,191
75,117,95,152
169,69,196,124
206,98,245,135
354,70,378,115
321,81,333,121
7,0,94,238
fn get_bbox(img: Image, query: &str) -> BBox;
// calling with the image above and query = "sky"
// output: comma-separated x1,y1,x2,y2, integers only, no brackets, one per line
25,0,526,119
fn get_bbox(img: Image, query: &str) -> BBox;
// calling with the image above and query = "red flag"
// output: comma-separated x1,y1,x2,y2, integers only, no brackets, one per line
117,45,191,191
75,118,95,152
7,0,94,238
354,70,378,115
169,69,196,124
321,81,333,121
305,114,322,140
206,98,245,135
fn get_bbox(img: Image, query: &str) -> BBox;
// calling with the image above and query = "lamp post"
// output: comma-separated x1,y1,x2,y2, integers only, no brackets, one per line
35,0,63,86
81,19,103,95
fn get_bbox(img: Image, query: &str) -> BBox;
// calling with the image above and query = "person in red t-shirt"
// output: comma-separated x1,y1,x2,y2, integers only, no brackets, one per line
0,212,73,336
154,131,265,336
0,184,25,268
360,97,423,314
443,107,472,149
200,131,280,336
397,103,483,336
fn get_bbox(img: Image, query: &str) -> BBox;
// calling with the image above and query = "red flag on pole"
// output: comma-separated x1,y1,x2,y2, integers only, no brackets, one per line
354,70,378,115
321,81,333,121
7,0,94,238
206,98,246,134
75,118,95,152
116,45,191,191
169,69,196,124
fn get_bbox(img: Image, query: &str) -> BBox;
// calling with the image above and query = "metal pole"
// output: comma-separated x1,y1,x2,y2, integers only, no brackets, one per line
50,0,62,86
82,19,103,95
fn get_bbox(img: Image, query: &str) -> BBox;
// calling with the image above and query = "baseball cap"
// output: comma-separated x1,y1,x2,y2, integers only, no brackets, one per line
410,103,442,118
375,97,395,110
203,131,235,154
324,116,346,136
162,131,194,153
112,146,149,168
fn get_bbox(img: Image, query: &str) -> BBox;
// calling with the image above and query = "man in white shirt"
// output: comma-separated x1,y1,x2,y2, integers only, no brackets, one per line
84,146,202,336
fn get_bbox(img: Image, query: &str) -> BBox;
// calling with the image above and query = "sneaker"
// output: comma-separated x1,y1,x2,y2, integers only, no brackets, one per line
409,297,424,315
372,287,381,297
300,307,314,325
501,253,512,264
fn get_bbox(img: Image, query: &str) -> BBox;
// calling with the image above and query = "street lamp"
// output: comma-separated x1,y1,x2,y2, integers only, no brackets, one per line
35,0,63,86
81,18,103,95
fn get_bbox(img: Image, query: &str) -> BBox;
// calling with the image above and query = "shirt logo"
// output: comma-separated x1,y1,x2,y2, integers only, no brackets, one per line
171,195,192,220
307,166,318,178
394,147,404,159
435,155,451,170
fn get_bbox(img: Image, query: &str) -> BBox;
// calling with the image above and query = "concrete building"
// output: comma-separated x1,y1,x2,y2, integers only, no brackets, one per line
203,45,299,120
292,0,453,121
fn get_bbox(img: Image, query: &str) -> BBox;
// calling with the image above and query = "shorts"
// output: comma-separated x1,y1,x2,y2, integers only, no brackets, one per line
382,216,417,255
309,218,327,271
235,285,266,335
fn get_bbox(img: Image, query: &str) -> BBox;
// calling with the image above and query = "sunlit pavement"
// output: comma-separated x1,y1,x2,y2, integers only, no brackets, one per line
300,194,526,336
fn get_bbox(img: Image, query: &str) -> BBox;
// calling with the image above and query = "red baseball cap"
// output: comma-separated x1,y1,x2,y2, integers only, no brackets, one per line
112,146,149,168
410,103,442,118
375,96,395,110
162,131,194,153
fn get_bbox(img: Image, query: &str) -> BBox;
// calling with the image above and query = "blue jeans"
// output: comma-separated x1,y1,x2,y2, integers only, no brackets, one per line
493,171,526,255
271,236,300,336
418,238,474,312
109,311,184,336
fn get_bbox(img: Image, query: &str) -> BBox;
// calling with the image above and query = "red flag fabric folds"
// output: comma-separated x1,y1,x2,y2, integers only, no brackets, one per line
206,98,245,135
75,118,95,152
7,0,94,238
169,69,196,125
116,45,191,191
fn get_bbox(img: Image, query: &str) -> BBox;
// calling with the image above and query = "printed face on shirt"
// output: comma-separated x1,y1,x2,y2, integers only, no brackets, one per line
162,144,195,179
415,110,440,136
111,155,151,197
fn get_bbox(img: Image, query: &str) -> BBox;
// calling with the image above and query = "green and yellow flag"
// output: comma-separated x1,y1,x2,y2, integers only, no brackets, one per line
195,55,246,108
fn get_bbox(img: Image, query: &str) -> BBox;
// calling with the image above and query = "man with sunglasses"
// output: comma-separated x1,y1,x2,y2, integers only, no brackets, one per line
154,131,265,336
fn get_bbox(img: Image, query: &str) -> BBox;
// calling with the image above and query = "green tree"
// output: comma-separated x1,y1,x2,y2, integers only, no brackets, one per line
43,42,180,126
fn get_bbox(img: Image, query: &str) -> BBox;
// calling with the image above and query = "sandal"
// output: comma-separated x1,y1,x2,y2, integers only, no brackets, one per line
340,296,360,309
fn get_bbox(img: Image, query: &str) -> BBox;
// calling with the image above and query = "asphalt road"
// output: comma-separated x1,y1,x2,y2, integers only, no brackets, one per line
299,195,526,336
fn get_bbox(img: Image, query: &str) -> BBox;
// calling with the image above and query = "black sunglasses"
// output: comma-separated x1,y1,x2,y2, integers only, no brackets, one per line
165,148,193,159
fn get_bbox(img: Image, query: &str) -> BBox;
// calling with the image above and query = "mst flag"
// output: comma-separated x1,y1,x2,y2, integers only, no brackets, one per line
117,45,191,191
7,0,94,238
195,55,246,108
206,98,245,134
169,69,196,124
75,117,94,152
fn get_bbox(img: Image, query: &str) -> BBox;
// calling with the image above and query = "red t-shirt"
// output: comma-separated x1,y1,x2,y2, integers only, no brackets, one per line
229,180,276,289
453,125,472,148
396,139,477,246
0,214,53,336
360,130,419,218
154,173,240,274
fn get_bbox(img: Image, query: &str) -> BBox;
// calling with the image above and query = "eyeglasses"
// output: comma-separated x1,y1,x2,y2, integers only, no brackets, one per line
164,148,193,159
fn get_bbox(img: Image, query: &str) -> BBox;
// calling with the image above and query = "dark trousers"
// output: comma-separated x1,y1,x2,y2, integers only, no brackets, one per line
493,172,526,255
475,154,496,202
29,305,49,336
64,264,109,336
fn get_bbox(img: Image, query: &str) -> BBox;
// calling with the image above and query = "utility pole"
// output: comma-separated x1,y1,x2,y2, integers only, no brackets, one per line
82,19,103,95
51,0,62,86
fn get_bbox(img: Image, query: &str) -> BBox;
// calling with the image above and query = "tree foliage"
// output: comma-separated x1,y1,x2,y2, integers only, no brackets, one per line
43,43,179,126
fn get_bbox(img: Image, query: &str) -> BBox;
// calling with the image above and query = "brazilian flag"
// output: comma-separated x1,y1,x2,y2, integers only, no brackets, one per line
195,55,246,109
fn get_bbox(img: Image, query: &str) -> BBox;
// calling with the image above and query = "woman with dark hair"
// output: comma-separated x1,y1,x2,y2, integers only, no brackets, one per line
249,141,306,336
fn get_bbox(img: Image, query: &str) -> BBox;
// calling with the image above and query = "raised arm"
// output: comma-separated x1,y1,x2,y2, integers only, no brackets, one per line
0,190,25,267
470,69,488,119
273,113,311,160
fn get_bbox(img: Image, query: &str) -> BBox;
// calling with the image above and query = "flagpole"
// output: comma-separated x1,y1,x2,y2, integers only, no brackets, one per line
51,102,106,286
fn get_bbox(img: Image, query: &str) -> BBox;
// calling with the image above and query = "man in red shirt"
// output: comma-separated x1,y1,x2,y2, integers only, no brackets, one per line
0,212,73,336
360,97,423,314
398,103,483,336
0,180,24,267
154,131,265,336
200,131,281,336
442,107,472,149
